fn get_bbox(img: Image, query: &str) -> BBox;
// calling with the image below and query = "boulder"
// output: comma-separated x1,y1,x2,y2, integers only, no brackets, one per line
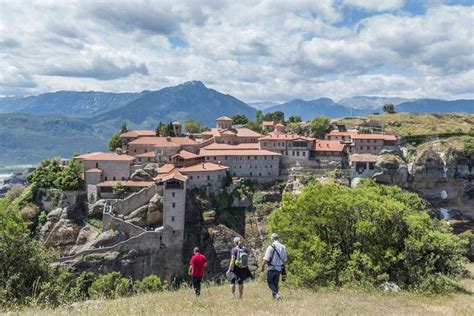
19,204,40,226
125,204,148,220
91,230,127,248
88,200,107,217
146,208,163,226
410,150,446,190
373,154,409,187
42,218,83,248
47,207,64,222
130,169,152,181
143,164,157,177
379,282,401,292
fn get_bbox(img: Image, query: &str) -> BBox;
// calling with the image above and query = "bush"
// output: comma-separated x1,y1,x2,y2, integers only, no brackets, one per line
134,275,164,293
269,180,468,293
87,218,103,230
70,272,96,301
28,158,83,191
88,272,131,299
32,267,73,308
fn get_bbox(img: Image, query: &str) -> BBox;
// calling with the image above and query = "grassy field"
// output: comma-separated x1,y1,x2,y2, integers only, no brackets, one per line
19,264,474,316
336,113,474,137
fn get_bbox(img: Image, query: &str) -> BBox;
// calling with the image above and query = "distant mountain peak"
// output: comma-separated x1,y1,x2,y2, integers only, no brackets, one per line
180,80,206,88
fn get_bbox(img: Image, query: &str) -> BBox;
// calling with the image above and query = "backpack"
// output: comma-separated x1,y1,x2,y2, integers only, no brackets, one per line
235,247,249,268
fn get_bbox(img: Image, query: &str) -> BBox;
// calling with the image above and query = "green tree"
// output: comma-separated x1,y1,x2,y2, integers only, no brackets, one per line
288,115,302,123
383,103,396,114
288,122,303,135
246,121,264,134
88,272,131,299
308,116,330,138
232,114,249,125
70,271,96,301
108,133,122,151
264,111,285,123
54,159,83,191
256,110,264,124
0,193,50,307
269,181,468,292
27,158,62,188
156,122,175,137
184,119,202,133
120,122,128,134
113,182,126,199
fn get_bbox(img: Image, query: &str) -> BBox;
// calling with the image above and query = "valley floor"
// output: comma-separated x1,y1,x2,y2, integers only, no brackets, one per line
20,264,474,316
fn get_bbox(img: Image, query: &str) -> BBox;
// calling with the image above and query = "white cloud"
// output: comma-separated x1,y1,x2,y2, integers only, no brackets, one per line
343,0,405,12
0,0,472,102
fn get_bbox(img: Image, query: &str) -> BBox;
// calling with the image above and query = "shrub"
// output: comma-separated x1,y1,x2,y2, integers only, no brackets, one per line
113,182,126,199
28,158,83,191
134,275,164,293
32,267,73,308
70,272,96,301
87,218,103,230
269,180,468,293
88,272,131,299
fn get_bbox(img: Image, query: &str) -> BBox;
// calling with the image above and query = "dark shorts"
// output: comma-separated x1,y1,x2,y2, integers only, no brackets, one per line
231,266,251,285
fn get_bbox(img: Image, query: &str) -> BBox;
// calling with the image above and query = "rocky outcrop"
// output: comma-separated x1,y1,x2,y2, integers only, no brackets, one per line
91,230,127,248
130,169,152,181
373,154,409,188
410,150,446,190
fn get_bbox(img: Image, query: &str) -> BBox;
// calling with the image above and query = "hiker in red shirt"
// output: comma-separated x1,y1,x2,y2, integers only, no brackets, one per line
189,247,207,296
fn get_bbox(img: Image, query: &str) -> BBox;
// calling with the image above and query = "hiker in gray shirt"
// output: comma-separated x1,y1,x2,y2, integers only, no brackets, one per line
261,233,288,300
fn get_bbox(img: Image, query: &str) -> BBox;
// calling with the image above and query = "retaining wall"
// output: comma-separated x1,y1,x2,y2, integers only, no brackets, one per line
112,184,160,216
103,213,145,237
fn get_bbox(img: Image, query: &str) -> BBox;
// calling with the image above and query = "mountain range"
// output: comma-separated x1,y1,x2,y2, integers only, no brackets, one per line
0,80,473,165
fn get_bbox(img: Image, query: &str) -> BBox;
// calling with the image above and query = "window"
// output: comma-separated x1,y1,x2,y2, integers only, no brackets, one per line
302,152,305,156
225,156,228,160
207,175,210,180
95,162,99,168
172,203,176,208
206,157,209,160
197,176,200,179
145,149,147,152
250,172,253,176
233,172,236,176
213,157,216,160
292,151,295,156
172,230,176,234
359,146,363,150
122,177,125,180
367,146,370,150
104,176,108,181
259,173,262,176
113,177,116,180
297,151,300,156
171,216,175,222
247,156,250,159
254,156,257,159
134,149,137,153
218,174,221,179
172,192,175,197
268,172,270,175
263,142,267,146
239,166,242,169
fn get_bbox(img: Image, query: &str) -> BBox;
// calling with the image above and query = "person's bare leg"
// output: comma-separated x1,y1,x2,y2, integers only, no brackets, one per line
238,284,243,298
231,283,236,297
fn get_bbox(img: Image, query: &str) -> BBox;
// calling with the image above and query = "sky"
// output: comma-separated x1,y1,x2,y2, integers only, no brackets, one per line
0,0,473,102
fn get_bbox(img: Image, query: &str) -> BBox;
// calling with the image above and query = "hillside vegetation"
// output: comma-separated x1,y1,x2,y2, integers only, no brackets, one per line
336,113,474,137
21,266,474,316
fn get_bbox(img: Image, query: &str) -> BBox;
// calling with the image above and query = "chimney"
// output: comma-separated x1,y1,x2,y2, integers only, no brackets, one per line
115,148,123,155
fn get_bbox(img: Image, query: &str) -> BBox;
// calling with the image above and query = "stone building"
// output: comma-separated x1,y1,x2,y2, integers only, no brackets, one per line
350,154,378,177
126,136,199,160
76,152,136,186
352,134,397,155
201,117,262,144
199,147,280,178
258,133,315,167
120,130,156,148
179,162,228,193
311,140,348,164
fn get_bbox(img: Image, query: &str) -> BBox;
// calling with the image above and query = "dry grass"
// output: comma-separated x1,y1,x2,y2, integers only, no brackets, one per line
18,264,474,316
337,113,474,137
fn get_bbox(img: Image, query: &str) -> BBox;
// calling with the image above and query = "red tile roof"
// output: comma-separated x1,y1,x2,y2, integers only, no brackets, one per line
120,130,155,138
352,134,397,141
129,136,197,146
171,150,200,159
216,116,232,121
76,152,135,161
156,163,176,174
85,168,102,173
96,181,155,187
350,154,378,162
200,149,281,156
202,143,260,150
327,130,359,136
200,128,261,138
159,171,188,182
313,140,346,152
180,162,228,173
135,152,156,158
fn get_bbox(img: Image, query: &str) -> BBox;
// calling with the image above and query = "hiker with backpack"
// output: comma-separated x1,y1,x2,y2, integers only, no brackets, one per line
189,247,207,297
262,233,288,300
226,236,251,299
